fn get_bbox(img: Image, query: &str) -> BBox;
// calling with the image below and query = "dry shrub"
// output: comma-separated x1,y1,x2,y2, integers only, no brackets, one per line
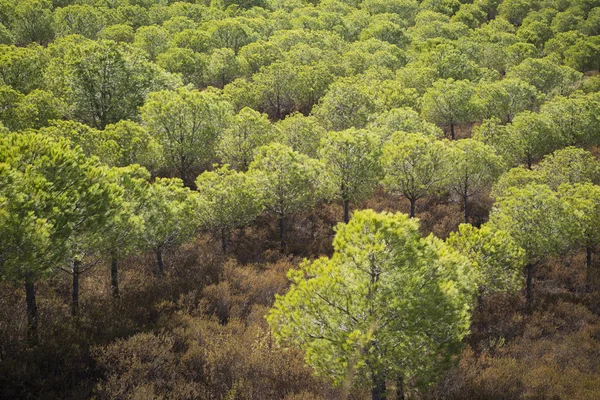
93,315,339,400
199,258,292,323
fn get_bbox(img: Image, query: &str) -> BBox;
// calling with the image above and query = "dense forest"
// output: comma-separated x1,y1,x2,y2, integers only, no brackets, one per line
1,0,600,398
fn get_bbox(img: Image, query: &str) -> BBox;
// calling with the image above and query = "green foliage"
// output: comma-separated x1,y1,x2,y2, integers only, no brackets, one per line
49,39,177,128
446,139,505,222
133,25,171,61
421,78,478,139
312,77,378,131
248,143,328,217
141,86,233,181
538,147,600,189
140,177,202,267
506,57,583,96
539,93,600,147
369,107,444,142
0,86,66,131
506,110,563,168
446,223,526,296
103,120,163,169
100,165,150,262
0,44,48,94
11,0,54,45
52,5,107,39
474,78,539,123
559,183,600,252
268,209,476,391
319,128,382,215
491,165,544,198
382,133,449,216
276,113,327,158
489,183,578,264
0,132,114,282
217,107,276,171
196,165,264,239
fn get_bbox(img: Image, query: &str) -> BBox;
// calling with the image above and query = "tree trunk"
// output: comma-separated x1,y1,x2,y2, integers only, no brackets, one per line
72,259,80,317
279,213,286,253
526,263,533,304
586,246,592,268
396,376,405,400
371,372,387,400
409,198,416,218
25,280,38,346
221,229,228,254
450,122,455,140
463,194,469,224
155,247,164,276
344,199,350,223
111,255,119,298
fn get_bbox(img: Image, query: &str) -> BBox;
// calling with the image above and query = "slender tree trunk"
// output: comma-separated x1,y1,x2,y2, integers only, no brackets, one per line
409,198,416,218
450,122,455,140
71,259,80,317
344,199,350,223
526,263,533,304
371,372,386,400
463,194,469,224
279,213,286,253
111,255,119,298
25,280,38,346
155,247,164,276
396,376,405,400
586,247,592,268
221,229,228,254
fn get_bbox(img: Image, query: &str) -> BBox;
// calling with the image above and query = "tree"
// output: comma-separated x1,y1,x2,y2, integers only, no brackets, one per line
369,107,443,143
98,24,135,43
141,87,232,184
100,165,150,298
195,165,264,253
312,77,378,131
140,178,202,276
133,25,172,61
0,132,114,340
39,120,105,160
491,166,544,199
506,57,582,96
276,113,327,158
0,87,66,131
474,78,539,123
539,94,600,147
506,111,562,169
489,184,578,303
268,209,476,399
446,223,526,301
206,48,241,88
62,163,119,317
204,18,258,54
421,78,477,140
381,133,449,217
156,47,208,88
248,143,329,251
52,4,107,40
447,139,505,223
559,183,600,270
11,0,54,45
52,39,177,129
102,120,163,170
538,147,600,190
217,107,276,172
0,44,48,94
319,129,382,223
252,61,299,119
